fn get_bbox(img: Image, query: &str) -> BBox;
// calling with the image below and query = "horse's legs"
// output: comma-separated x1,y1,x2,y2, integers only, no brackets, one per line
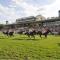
45,34,47,38
28,35,31,39
40,34,41,37
33,35,35,39
31,35,35,39
39,34,42,38
7,34,9,36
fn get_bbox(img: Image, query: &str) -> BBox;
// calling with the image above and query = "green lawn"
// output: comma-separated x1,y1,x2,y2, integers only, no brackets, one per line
0,33,60,60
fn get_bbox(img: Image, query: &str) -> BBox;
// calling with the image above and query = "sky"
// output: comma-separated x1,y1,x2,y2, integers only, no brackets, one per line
0,0,60,24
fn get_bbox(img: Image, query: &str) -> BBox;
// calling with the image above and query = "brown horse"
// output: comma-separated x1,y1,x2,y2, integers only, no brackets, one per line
37,28,52,38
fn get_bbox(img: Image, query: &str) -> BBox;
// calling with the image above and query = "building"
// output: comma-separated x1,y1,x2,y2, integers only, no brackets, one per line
36,15,46,21
2,10,60,33
58,10,60,17
16,16,36,24
16,15,46,28
6,21,8,25
16,16,37,28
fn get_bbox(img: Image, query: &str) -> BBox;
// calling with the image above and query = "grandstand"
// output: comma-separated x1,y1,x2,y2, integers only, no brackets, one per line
2,10,60,34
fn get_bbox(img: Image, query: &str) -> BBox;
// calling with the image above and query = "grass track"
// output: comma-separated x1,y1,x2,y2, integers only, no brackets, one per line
0,33,60,60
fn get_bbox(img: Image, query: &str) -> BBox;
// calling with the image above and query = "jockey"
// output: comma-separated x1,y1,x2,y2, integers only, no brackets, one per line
29,28,33,32
42,28,47,34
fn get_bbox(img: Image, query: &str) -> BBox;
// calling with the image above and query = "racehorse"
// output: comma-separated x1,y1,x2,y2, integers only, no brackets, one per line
3,29,14,37
25,30,36,39
37,28,52,38
3,30,9,36
8,31,14,36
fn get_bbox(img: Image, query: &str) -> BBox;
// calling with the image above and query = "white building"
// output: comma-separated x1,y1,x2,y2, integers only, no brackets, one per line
36,15,46,21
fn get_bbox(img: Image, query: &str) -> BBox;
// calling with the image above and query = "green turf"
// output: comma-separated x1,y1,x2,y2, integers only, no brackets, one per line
0,33,60,60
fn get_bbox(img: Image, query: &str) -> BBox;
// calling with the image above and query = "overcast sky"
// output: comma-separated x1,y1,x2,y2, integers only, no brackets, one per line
0,0,60,24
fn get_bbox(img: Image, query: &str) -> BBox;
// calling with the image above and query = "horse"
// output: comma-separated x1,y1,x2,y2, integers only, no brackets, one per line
25,30,36,39
3,30,9,36
8,31,14,36
3,30,14,37
37,28,52,38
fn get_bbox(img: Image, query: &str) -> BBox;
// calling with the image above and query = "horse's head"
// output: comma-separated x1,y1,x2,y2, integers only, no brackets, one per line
47,29,53,34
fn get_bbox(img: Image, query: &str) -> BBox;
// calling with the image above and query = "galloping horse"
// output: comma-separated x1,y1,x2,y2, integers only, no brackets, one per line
25,29,36,39
3,29,14,36
3,30,9,36
37,28,52,38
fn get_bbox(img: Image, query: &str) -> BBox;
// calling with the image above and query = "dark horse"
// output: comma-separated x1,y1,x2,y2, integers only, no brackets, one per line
3,31,9,36
37,29,52,38
25,30,36,39
8,31,14,36
3,30,14,37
